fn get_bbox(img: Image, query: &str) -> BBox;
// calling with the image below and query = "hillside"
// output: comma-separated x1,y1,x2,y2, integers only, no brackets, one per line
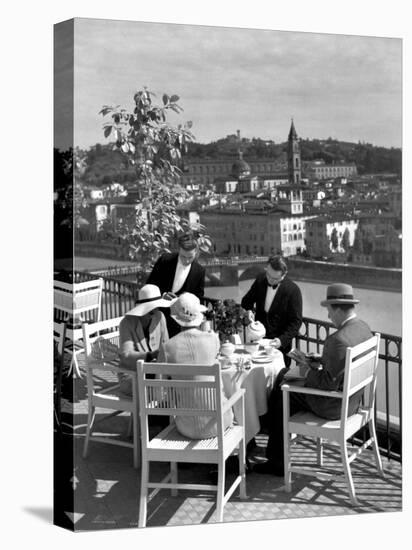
55,136,402,187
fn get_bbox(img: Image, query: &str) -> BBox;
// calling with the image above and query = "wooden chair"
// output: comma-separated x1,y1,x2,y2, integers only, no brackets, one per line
282,333,383,505
82,317,141,468
53,321,66,431
54,278,103,377
136,360,246,527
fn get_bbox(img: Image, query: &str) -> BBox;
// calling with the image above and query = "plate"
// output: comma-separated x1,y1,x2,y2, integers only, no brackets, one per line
252,354,273,364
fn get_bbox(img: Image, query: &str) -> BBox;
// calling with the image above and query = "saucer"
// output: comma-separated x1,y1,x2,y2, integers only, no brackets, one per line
251,354,272,364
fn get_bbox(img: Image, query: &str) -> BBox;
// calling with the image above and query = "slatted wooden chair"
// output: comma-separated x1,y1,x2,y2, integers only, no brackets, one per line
136,360,246,527
53,321,67,431
82,317,141,468
54,278,103,377
282,333,383,505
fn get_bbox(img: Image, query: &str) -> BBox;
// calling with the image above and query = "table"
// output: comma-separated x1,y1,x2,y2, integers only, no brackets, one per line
221,348,285,443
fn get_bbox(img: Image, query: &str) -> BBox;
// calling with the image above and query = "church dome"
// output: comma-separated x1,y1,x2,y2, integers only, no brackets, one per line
231,151,251,179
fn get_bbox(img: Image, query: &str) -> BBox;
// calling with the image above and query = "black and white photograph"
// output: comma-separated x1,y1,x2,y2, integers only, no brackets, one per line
52,15,403,531
3,1,410,547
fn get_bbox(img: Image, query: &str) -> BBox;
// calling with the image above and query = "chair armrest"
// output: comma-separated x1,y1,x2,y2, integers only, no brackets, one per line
222,388,245,411
86,359,133,376
282,383,343,399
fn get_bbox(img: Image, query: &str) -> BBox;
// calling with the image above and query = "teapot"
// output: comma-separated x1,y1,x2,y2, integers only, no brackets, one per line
245,321,266,343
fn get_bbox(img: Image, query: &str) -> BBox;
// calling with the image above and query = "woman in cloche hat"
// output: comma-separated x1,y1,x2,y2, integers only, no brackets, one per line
157,293,234,439
119,284,175,395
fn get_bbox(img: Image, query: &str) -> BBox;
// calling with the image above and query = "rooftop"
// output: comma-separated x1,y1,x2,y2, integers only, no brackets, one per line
56,353,402,531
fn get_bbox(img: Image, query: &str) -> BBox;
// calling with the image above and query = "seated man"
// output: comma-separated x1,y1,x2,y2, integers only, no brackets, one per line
254,283,372,475
241,255,302,367
158,292,233,439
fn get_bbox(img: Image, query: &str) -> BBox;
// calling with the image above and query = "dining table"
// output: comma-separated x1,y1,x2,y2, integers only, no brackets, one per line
220,345,285,443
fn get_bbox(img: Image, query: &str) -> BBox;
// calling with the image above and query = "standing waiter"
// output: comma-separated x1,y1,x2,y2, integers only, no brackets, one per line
241,255,302,367
146,232,205,337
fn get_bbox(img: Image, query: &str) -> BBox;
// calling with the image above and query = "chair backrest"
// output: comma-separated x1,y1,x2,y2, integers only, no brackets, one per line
82,317,123,359
341,333,381,419
53,322,66,355
82,317,123,398
54,278,103,323
137,360,225,445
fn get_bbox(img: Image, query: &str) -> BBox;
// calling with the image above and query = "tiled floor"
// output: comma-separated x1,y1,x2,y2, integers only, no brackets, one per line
55,357,402,531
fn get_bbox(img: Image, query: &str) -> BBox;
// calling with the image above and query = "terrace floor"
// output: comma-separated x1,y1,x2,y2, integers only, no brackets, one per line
55,355,403,532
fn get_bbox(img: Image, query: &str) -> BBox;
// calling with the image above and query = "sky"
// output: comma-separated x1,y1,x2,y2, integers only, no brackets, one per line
54,18,403,151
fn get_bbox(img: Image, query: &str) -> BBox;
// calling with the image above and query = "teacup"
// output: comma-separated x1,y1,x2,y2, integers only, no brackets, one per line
244,342,259,355
264,345,275,356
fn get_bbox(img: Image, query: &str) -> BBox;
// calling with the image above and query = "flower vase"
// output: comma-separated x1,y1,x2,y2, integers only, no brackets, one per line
229,333,242,346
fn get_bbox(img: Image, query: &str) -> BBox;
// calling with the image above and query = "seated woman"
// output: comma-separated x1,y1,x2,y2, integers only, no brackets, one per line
119,284,173,395
158,292,233,439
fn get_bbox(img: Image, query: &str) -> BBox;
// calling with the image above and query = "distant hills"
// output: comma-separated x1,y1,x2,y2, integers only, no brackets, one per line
186,135,402,176
56,136,401,187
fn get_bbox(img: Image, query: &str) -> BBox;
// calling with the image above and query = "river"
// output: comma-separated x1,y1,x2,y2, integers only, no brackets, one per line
205,279,402,337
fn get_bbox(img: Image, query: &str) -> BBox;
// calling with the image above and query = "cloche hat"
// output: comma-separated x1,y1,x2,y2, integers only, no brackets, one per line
126,284,176,317
170,292,207,327
320,283,359,306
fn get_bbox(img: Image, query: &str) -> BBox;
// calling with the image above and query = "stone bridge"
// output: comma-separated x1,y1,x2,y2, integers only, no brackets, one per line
202,258,267,286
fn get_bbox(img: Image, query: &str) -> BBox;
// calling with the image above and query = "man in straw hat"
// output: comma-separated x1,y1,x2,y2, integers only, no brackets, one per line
158,293,233,439
254,283,372,476
118,284,175,395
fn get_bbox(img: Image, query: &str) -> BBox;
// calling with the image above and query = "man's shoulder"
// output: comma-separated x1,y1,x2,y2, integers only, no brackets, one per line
333,317,372,343
281,276,301,293
190,259,205,273
156,252,178,265
254,272,266,284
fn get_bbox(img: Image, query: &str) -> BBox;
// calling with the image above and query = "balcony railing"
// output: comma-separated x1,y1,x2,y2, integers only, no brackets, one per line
55,269,402,462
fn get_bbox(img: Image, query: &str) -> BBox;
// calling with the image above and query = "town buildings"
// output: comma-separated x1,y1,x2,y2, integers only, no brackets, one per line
77,120,401,268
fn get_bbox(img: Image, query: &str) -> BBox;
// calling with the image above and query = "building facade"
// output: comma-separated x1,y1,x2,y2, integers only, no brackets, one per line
305,216,359,257
303,160,358,180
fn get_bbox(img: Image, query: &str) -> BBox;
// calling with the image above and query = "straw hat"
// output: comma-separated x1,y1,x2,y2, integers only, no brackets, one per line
320,283,359,306
126,284,176,317
170,293,207,327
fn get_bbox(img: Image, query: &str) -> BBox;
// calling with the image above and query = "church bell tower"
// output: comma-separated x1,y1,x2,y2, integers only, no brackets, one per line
287,119,301,185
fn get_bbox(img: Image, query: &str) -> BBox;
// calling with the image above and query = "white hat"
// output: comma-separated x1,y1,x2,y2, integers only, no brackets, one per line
126,284,176,317
170,292,207,327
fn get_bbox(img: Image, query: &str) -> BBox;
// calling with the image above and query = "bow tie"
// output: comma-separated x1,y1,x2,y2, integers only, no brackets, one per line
267,282,279,290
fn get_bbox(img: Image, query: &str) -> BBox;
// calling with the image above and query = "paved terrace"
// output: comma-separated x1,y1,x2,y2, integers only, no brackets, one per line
55,354,402,531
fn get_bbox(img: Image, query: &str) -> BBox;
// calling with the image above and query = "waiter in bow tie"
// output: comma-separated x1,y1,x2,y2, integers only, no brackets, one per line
241,255,302,367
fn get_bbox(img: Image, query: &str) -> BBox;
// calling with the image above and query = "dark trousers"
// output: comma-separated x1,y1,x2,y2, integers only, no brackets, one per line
265,368,311,467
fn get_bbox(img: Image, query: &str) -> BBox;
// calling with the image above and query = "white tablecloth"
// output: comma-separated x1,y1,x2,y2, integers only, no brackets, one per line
221,350,285,442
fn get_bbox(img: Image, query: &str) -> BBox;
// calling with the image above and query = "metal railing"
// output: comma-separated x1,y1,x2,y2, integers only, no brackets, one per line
54,270,402,462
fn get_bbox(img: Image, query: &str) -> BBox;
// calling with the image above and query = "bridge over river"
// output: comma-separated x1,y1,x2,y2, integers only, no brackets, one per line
92,255,401,293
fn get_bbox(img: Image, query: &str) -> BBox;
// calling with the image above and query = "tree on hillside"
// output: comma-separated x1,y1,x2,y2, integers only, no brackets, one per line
341,227,351,252
330,227,339,251
100,87,212,278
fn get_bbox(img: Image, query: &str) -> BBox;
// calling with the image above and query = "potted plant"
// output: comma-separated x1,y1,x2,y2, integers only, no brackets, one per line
205,299,250,344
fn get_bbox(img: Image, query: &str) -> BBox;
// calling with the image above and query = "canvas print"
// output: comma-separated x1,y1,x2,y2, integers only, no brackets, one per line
53,18,402,531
